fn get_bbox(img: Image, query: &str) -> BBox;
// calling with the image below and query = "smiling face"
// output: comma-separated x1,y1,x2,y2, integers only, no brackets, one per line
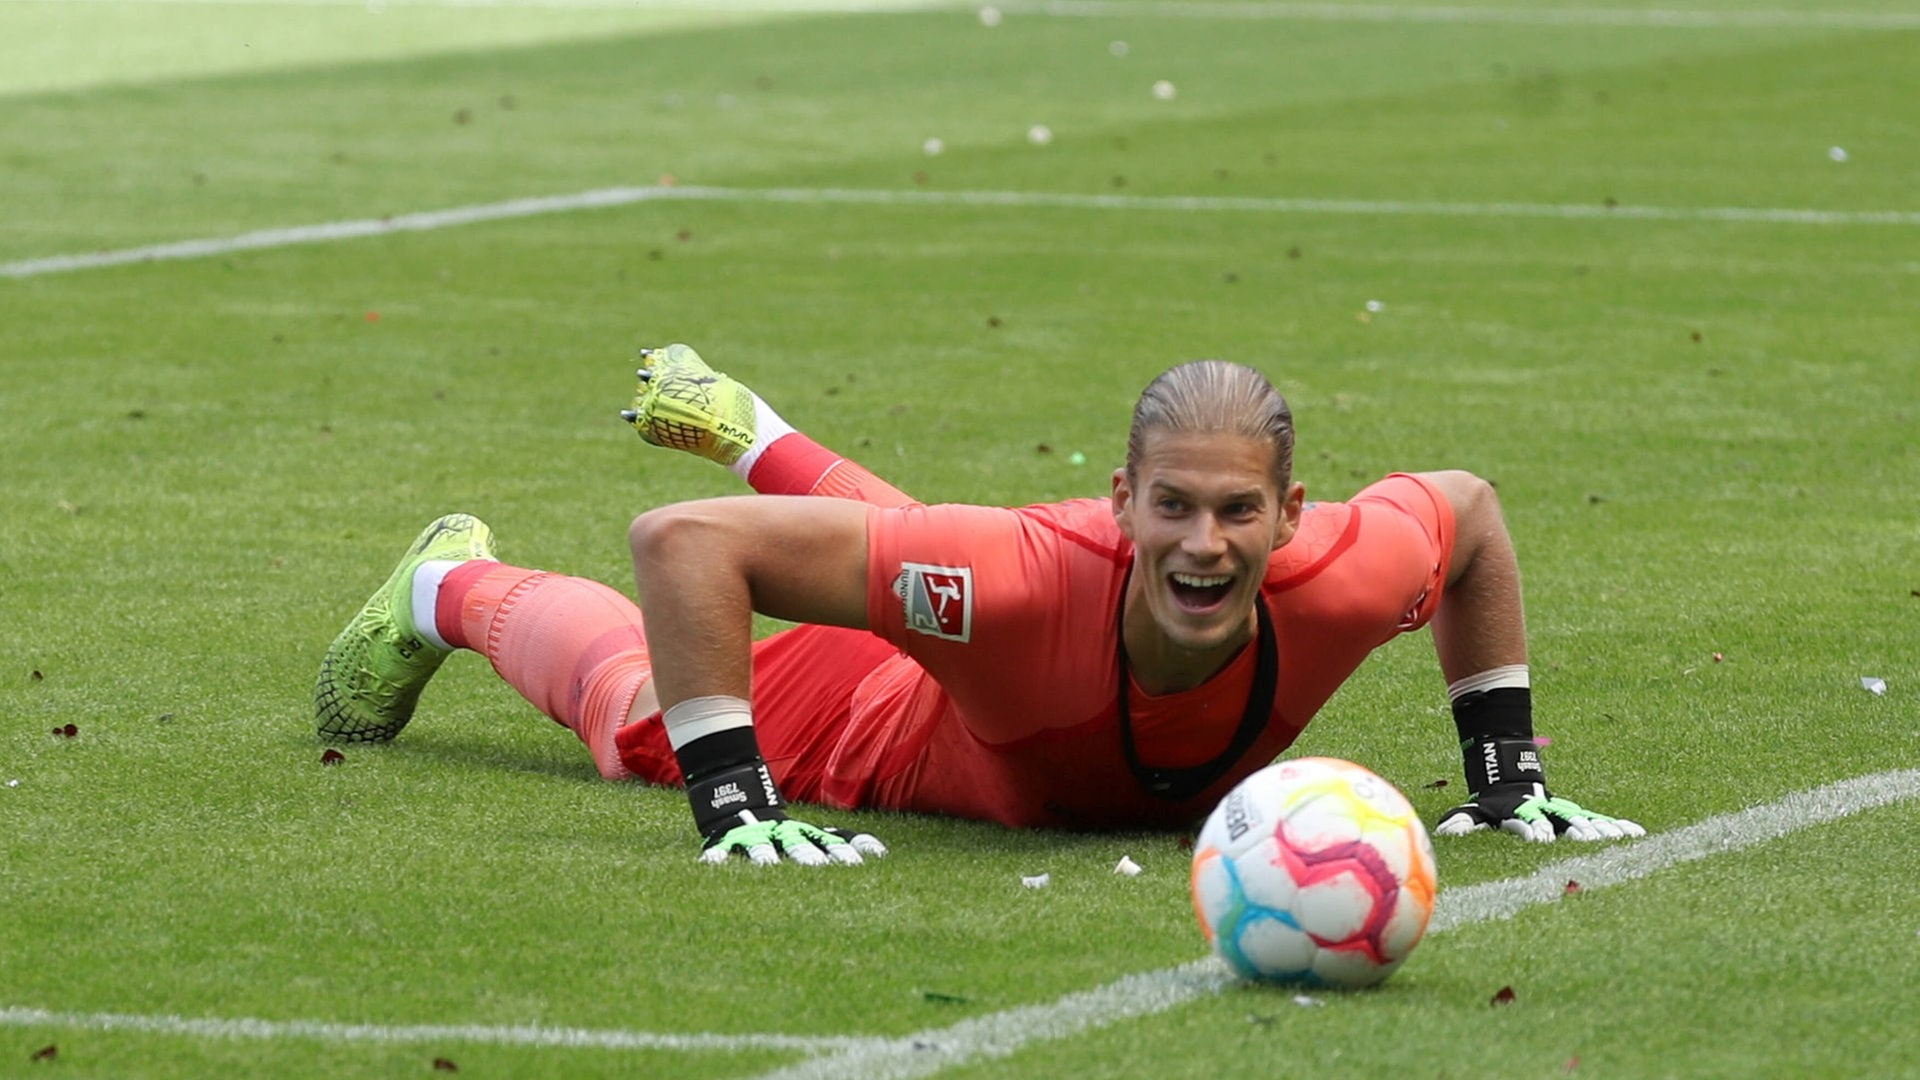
1112,428,1304,693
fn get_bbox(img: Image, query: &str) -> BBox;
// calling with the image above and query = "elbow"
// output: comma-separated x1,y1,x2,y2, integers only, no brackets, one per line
1424,469,1501,525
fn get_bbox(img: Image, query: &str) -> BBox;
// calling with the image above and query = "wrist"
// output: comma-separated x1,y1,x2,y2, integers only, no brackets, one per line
1459,735,1545,794
666,697,787,840
1448,675,1532,744
684,755,786,840
1449,672,1541,794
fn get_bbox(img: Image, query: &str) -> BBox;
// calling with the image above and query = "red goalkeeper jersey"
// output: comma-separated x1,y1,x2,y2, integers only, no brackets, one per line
726,472,1453,830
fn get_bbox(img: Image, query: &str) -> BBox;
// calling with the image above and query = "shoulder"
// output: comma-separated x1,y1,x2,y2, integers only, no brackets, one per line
1266,476,1444,587
865,498,1123,651
871,498,1126,557
1267,499,1358,585
1262,476,1451,623
1011,497,1129,560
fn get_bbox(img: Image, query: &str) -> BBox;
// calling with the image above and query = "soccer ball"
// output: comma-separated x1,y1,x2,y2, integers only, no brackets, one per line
1190,757,1437,988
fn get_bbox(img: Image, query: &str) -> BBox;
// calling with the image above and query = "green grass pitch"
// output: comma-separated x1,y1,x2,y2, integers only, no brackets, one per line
2,0,1918,1076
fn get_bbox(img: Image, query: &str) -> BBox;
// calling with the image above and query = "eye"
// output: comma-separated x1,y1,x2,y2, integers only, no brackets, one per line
1156,496,1188,515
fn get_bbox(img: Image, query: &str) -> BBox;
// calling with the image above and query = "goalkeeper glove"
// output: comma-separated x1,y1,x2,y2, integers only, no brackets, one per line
700,811,889,867
681,735,886,866
1435,737,1646,843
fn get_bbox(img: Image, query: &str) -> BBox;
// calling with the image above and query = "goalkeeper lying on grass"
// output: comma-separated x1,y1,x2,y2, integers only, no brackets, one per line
315,345,1643,865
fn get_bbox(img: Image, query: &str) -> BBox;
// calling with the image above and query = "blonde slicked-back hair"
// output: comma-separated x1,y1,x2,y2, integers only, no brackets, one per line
1125,360,1296,488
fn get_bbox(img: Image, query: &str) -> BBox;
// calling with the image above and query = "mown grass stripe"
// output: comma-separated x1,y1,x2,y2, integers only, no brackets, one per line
10,770,1910,1068
755,767,1920,1079
10,0,1918,31
1028,1,1920,31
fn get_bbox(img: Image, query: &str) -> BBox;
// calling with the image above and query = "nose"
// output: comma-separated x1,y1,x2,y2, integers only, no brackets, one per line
1180,514,1229,559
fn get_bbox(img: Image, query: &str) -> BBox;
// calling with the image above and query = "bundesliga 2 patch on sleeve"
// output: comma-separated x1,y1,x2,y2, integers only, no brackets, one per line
894,562,972,642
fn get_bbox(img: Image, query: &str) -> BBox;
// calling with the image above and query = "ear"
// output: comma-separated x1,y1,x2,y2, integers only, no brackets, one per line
1272,481,1306,551
1111,468,1137,539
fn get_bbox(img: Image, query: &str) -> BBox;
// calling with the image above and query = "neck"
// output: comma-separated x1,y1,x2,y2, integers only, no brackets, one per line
1120,589,1258,696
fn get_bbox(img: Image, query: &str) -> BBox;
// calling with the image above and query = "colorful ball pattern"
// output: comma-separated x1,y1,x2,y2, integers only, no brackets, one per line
1191,757,1438,988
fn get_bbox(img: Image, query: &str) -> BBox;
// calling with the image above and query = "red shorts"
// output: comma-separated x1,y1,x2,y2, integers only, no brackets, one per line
611,625,902,802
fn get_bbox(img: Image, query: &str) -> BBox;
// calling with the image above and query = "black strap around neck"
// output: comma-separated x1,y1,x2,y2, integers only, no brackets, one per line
1114,582,1279,802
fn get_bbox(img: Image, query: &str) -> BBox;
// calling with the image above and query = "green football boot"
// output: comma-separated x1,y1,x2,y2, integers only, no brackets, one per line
315,513,496,743
618,343,758,465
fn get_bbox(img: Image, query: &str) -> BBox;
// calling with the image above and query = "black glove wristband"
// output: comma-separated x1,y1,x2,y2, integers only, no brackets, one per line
1460,735,1547,794
1452,686,1542,795
1450,686,1533,742
686,760,786,842
677,727,787,842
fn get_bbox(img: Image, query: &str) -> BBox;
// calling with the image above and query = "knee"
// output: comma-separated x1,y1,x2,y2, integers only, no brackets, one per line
628,504,703,569
628,508,665,567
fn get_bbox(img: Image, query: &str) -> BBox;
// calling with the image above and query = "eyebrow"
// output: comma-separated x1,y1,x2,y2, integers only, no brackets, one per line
1148,478,1270,505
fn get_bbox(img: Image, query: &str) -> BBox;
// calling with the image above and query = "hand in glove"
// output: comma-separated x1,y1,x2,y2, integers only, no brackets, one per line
685,750,887,866
1436,780,1645,842
701,810,889,866
1437,736,1644,842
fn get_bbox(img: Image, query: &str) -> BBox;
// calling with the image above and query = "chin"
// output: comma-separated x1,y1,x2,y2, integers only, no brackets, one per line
1159,598,1258,655
1163,618,1242,658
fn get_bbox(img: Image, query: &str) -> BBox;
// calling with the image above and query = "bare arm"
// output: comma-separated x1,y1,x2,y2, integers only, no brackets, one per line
1416,471,1645,841
627,494,872,712
628,494,891,863
1416,469,1528,684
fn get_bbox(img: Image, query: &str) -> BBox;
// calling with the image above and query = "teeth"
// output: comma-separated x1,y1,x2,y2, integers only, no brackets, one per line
1171,573,1231,588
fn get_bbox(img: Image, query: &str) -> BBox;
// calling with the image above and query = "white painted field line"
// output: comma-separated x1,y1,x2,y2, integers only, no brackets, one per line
0,187,680,279
7,185,1920,280
755,767,1920,1080
1428,766,1920,930
3,770,1915,1065
0,1005,886,1055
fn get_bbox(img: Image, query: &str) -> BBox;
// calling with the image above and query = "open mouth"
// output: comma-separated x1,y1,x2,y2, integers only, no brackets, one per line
1168,572,1234,612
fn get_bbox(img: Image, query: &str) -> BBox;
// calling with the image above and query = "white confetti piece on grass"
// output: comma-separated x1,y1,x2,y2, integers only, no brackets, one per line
1861,676,1887,695
1114,856,1142,877
1021,873,1051,889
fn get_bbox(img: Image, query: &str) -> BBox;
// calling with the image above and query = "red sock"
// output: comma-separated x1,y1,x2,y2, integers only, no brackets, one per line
746,433,918,508
435,561,650,781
